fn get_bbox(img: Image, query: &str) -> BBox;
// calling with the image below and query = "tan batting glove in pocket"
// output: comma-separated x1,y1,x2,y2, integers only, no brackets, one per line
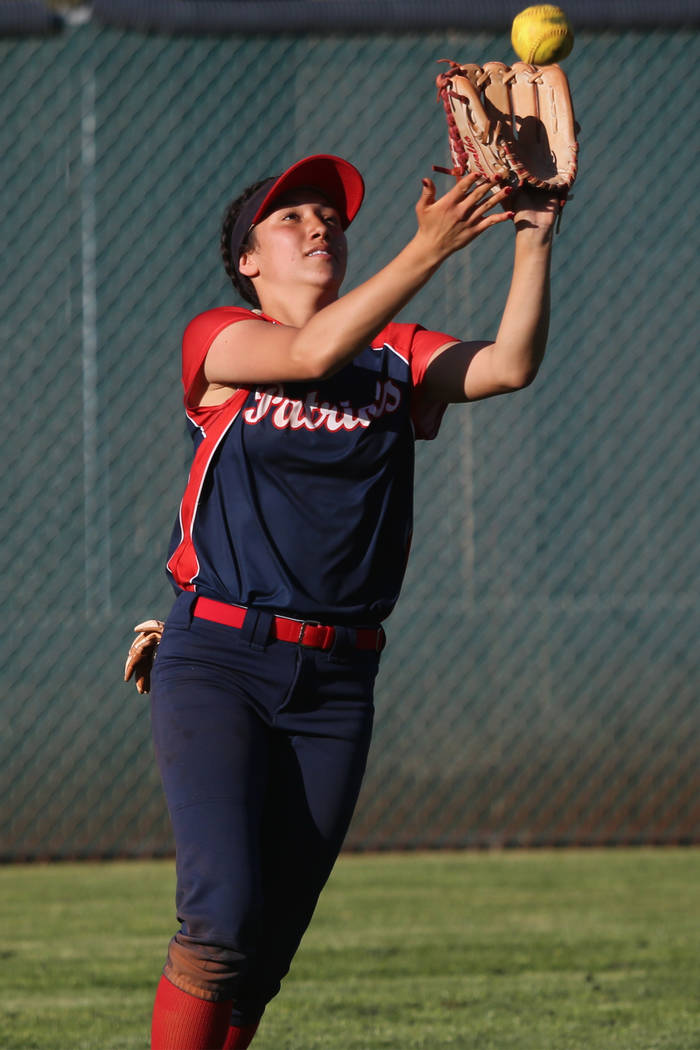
124,619,165,695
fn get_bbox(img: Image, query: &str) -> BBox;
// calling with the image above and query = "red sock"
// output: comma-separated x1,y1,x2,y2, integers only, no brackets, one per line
222,1021,259,1049
150,975,233,1050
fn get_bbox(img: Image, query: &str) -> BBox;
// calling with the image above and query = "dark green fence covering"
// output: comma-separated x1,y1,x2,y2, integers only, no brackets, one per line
1,20,698,857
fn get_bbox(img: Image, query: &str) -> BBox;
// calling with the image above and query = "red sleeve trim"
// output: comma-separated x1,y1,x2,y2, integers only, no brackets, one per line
380,322,457,441
181,306,268,408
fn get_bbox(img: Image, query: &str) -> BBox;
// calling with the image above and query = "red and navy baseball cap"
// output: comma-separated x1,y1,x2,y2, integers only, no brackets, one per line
230,154,365,275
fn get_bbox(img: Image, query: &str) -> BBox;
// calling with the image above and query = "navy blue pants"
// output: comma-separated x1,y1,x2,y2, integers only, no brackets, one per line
150,592,378,1025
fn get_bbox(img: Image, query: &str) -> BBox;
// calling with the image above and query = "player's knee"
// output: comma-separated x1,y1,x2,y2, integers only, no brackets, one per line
163,933,251,1000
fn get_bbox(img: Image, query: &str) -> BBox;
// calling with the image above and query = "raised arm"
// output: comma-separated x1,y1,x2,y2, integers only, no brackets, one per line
202,174,514,394
422,188,560,403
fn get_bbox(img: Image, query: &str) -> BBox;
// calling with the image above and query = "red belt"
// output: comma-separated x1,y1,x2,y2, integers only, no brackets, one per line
193,596,385,653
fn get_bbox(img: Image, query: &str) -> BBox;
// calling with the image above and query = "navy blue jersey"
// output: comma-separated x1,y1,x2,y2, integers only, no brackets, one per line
166,308,454,626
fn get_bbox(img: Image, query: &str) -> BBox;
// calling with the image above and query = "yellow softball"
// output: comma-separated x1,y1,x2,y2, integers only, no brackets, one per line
511,5,574,65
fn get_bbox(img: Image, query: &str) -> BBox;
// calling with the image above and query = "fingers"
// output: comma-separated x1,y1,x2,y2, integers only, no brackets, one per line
419,172,492,210
461,175,511,206
126,631,162,659
124,645,156,692
420,170,502,211
452,171,505,200
440,173,513,222
416,170,517,257
451,178,514,235
124,619,164,692
453,171,495,195
415,177,437,220
134,619,164,634
124,645,152,683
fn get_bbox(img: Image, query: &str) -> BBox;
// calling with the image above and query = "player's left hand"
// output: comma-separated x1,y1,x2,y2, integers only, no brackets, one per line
124,619,164,694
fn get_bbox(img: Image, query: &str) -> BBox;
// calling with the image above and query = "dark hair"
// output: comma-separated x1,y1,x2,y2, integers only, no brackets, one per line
220,179,268,308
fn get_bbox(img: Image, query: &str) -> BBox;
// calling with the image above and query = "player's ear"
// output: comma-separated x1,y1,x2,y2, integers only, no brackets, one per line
238,251,260,278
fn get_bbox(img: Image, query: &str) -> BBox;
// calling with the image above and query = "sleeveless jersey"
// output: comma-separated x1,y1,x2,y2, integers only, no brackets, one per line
166,307,455,626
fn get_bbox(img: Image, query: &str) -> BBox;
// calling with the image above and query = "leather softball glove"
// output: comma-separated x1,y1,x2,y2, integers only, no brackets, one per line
436,60,578,194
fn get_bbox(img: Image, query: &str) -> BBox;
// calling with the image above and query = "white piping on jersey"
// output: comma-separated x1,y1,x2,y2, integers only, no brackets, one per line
185,409,207,439
373,340,410,365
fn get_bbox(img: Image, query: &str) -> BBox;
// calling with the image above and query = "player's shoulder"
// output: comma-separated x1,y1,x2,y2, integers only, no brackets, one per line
375,320,424,343
371,320,459,399
181,307,266,402
372,321,427,360
184,306,260,343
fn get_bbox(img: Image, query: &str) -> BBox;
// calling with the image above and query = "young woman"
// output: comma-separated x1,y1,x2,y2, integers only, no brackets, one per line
126,153,560,1049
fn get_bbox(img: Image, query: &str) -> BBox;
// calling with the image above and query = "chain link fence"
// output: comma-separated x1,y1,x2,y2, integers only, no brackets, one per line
1,18,698,858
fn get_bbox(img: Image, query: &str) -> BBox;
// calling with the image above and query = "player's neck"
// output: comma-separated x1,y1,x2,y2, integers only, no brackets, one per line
257,285,339,328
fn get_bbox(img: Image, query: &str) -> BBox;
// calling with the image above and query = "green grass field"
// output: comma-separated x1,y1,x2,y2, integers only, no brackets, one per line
0,848,698,1049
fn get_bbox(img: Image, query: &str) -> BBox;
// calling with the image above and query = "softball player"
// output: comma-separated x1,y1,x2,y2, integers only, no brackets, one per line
130,154,560,1049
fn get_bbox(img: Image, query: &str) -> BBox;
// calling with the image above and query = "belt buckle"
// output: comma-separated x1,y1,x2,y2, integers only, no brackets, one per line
298,620,321,646
298,620,334,650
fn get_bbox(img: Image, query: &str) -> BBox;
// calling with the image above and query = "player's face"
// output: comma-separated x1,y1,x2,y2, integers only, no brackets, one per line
240,189,348,301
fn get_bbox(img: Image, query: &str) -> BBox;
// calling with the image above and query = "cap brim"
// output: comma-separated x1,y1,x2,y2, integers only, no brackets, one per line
249,154,365,231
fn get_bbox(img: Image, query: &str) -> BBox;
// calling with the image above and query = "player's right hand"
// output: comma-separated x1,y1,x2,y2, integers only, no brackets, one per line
415,173,514,261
